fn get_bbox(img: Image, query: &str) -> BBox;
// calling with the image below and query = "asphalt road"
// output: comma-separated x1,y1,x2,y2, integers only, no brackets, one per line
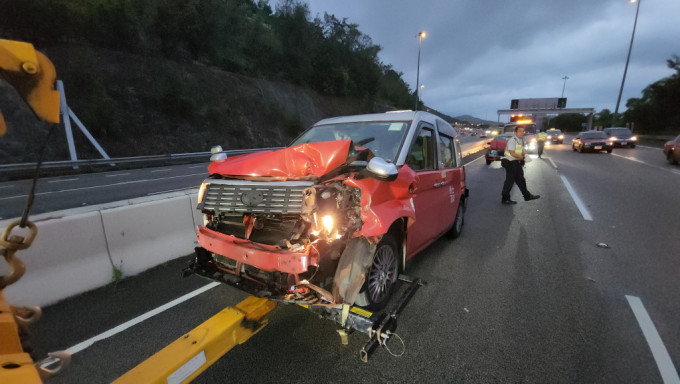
0,135,486,220
20,139,680,383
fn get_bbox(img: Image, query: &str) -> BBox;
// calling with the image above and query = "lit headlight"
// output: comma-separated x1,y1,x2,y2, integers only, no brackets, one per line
547,135,552,139
322,215,334,234
609,136,617,141
531,138,537,142
558,135,564,139
631,136,637,141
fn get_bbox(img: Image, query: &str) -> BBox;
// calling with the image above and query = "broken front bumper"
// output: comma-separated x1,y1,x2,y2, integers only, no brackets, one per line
196,226,316,275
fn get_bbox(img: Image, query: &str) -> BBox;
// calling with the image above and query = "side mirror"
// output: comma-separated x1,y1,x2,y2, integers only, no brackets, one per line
362,157,398,182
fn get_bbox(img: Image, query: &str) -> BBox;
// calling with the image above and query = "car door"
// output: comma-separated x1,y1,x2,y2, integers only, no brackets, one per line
404,123,449,258
437,133,463,234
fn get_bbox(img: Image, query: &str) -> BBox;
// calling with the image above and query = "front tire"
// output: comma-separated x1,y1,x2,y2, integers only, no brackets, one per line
606,149,612,153
447,200,465,239
668,151,678,165
363,234,399,310
486,159,492,165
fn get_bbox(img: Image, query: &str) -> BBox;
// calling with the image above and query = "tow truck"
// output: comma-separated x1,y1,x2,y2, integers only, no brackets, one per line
1,38,424,383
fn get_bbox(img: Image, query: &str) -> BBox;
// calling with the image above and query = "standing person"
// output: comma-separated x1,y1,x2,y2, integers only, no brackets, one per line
537,130,547,158
501,126,540,205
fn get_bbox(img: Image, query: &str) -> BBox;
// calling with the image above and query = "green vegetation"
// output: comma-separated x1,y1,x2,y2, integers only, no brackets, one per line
2,0,415,108
623,55,680,133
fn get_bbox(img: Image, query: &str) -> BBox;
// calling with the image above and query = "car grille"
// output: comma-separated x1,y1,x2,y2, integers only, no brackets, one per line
199,179,313,214
590,141,607,146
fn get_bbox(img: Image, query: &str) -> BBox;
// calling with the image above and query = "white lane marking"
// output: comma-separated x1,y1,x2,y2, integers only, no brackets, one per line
65,282,221,355
0,185,14,189
0,173,207,201
151,168,172,173
464,155,485,166
626,295,680,384
612,153,680,176
47,178,79,183
548,158,558,169
188,165,207,169
106,173,131,177
559,175,593,221
638,145,662,150
148,187,197,195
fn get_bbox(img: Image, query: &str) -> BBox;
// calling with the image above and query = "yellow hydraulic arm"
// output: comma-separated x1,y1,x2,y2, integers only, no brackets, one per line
115,296,276,384
0,38,60,136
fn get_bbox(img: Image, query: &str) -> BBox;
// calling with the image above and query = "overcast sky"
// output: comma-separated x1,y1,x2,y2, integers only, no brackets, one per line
305,0,679,122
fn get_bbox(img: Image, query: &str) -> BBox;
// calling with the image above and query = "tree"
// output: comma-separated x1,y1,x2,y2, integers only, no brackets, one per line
623,55,680,132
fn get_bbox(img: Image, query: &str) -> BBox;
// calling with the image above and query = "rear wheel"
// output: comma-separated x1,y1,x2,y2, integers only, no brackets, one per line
363,234,399,310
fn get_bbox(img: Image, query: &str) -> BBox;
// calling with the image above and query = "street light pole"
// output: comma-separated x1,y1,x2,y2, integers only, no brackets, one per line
561,76,569,98
419,84,425,105
415,31,426,111
614,0,641,123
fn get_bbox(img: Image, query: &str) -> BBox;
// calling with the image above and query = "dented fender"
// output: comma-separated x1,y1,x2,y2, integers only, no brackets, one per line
346,164,417,238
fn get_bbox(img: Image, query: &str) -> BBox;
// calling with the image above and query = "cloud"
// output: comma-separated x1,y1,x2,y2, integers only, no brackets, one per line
304,0,679,119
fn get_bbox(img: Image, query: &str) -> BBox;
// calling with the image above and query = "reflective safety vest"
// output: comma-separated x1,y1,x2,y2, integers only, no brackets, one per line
503,136,523,161
538,132,548,142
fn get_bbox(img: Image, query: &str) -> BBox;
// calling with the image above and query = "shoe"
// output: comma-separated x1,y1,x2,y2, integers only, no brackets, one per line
502,200,517,205
525,194,541,201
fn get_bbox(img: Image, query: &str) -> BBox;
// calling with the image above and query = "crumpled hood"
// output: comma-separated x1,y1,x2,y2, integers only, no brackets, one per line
208,140,352,178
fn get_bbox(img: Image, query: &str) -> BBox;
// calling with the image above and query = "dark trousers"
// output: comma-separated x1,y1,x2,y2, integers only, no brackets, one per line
537,141,545,157
501,159,530,201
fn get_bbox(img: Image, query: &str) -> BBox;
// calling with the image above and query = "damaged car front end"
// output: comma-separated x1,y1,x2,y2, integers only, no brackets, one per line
190,135,415,310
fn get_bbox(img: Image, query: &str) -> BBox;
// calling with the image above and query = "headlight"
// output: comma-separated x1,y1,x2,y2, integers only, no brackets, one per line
322,215,334,234
531,138,537,142
547,135,552,139
558,135,564,139
631,136,637,141
198,183,208,203
609,136,617,141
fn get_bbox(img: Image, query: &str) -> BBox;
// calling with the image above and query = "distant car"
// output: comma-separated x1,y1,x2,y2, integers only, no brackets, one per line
480,132,488,138
603,127,637,148
663,134,680,164
546,128,564,144
504,123,538,153
485,134,514,164
572,131,613,153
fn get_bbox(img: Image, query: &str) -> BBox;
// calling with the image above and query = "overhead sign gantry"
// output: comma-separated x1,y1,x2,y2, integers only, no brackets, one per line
497,98,595,130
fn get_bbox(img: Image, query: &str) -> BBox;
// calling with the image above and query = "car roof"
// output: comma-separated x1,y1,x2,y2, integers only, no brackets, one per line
313,110,456,137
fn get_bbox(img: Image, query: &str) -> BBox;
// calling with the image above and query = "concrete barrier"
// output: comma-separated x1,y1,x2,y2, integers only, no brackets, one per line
1,189,199,307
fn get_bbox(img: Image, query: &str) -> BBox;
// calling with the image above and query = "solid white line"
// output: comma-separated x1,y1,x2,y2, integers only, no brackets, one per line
638,145,662,150
105,173,131,177
548,158,558,169
559,175,593,221
151,168,172,173
626,295,680,384
612,153,680,176
464,155,485,166
65,282,221,355
0,185,14,189
188,165,207,169
0,173,207,201
48,178,79,183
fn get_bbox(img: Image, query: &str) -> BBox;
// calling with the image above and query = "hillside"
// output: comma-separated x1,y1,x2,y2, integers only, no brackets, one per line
1,44,378,163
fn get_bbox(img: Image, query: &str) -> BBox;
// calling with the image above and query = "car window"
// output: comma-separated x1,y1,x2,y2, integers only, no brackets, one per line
406,127,436,171
290,120,410,163
582,132,607,139
439,134,456,168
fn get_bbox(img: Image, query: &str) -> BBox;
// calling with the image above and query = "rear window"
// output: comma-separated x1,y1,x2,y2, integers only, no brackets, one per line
605,128,632,135
582,132,607,139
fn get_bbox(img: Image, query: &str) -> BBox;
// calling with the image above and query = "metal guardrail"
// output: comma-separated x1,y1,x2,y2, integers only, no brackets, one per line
0,147,284,173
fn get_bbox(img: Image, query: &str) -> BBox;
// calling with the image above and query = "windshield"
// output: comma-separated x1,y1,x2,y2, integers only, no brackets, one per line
504,123,536,134
548,129,562,134
290,120,411,162
581,132,607,139
605,128,632,135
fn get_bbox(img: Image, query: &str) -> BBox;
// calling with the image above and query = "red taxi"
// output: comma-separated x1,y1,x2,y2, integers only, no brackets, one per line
192,111,469,310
